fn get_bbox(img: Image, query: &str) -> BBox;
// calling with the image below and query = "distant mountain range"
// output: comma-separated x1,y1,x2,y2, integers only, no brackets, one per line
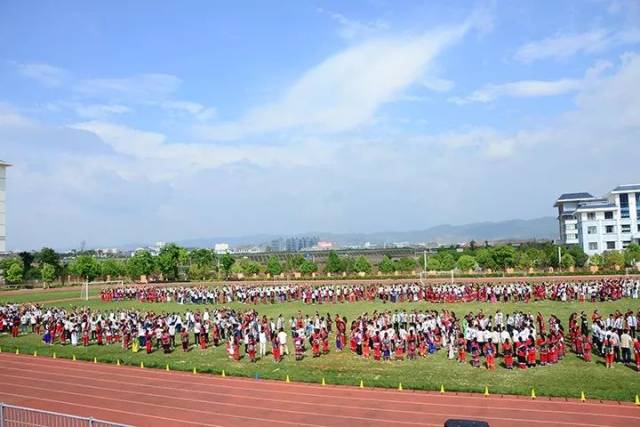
149,216,558,250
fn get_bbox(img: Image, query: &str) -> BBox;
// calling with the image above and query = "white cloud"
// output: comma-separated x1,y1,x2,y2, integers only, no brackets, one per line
450,60,611,104
515,29,640,63
318,8,389,40
197,23,475,140
75,73,182,101
421,76,455,92
451,79,583,104
158,100,216,120
69,121,329,182
15,62,68,87
73,104,132,119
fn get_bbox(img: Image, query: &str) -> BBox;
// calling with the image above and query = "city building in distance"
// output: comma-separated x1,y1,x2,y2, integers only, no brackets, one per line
555,183,640,255
0,160,10,253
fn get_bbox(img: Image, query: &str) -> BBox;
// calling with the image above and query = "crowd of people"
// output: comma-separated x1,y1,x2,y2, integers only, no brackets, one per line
0,302,340,363
2,301,640,371
99,278,639,305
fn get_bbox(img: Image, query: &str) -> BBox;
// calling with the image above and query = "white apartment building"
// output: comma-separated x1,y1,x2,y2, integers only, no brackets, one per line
0,160,10,253
555,184,640,255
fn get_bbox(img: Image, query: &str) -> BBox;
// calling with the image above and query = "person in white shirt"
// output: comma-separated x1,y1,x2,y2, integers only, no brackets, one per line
277,328,289,356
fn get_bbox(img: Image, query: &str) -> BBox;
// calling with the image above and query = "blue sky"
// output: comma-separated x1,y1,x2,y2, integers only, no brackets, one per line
1,0,640,250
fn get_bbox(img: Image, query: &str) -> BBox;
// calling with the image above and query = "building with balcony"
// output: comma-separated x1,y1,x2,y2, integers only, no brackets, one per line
555,184,640,255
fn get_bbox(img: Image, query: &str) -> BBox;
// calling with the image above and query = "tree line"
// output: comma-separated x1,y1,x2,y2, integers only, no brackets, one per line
2,242,640,285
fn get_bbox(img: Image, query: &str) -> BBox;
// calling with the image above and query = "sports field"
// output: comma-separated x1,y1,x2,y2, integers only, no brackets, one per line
1,284,639,404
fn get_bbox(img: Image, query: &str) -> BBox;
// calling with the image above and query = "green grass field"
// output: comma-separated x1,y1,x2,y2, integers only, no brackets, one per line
1,289,639,402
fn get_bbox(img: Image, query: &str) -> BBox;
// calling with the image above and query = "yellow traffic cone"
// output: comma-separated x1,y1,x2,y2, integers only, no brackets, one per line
221,369,226,377
285,375,290,383
33,351,37,357
93,357,97,364
531,388,536,400
116,359,120,366
635,394,639,406
140,361,144,369
166,364,170,371
359,379,364,388
440,384,445,394
484,385,489,397
52,352,56,359
398,383,403,391
321,377,326,386
15,348,19,355
580,391,586,402
72,354,76,361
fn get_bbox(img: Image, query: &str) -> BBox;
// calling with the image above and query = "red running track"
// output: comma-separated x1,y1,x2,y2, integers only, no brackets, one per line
0,352,638,427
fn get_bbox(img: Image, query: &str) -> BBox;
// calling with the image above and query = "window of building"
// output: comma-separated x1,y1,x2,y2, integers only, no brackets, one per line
622,224,631,233
638,224,640,233
587,212,596,220
588,242,598,251
604,211,614,220
620,193,630,218
607,241,616,249
605,225,614,233
637,193,640,220
623,240,631,248
587,226,597,234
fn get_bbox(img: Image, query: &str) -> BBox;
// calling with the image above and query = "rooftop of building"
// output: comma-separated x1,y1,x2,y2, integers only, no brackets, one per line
611,183,640,193
554,192,595,207
0,160,11,167
575,198,617,211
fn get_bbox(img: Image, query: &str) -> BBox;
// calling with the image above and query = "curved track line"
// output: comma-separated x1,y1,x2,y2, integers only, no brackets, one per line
1,359,637,423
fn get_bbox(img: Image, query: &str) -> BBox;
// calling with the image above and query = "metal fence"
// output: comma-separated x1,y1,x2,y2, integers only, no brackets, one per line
0,403,131,427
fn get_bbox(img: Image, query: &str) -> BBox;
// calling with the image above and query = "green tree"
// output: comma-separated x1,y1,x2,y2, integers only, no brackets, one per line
426,257,441,271
219,253,235,278
378,256,395,274
342,256,356,273
190,248,214,267
456,255,477,271
492,245,516,269
437,252,455,271
157,243,182,281
100,259,126,279
624,243,640,267
187,264,210,281
603,250,625,269
299,260,318,275
475,248,497,270
41,263,56,286
325,251,343,273
36,247,61,278
286,254,306,272
69,255,101,281
589,254,603,267
5,261,24,284
526,248,547,268
239,259,261,276
266,256,283,276
560,253,575,269
396,257,417,272
18,251,34,277
127,250,155,280
516,252,533,270
566,245,588,268
354,256,372,274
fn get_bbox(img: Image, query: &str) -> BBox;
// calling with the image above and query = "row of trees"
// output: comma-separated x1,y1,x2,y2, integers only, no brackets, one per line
423,242,640,272
3,243,640,285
